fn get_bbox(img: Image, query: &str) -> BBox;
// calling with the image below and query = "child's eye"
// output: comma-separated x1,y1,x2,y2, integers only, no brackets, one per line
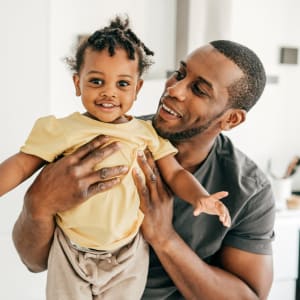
118,80,130,87
90,78,103,85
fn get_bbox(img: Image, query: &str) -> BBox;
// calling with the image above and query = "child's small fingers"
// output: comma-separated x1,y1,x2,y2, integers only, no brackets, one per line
220,215,228,227
214,191,229,200
193,208,202,216
226,215,232,227
224,218,231,227
215,202,227,214
220,212,231,227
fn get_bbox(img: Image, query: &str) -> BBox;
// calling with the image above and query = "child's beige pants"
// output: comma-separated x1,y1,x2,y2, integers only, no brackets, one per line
46,227,149,300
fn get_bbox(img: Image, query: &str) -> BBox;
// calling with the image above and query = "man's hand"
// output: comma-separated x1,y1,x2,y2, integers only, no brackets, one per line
132,149,175,247
13,135,128,272
132,150,272,300
27,135,129,218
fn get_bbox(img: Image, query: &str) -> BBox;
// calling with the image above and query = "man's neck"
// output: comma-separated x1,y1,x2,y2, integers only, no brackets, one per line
174,137,217,173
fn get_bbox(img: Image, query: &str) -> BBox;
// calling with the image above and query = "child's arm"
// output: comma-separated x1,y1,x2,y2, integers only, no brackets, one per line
0,152,45,196
156,154,230,227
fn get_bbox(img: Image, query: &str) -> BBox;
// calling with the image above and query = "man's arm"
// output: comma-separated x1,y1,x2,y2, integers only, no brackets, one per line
13,206,55,272
13,135,128,272
133,150,273,300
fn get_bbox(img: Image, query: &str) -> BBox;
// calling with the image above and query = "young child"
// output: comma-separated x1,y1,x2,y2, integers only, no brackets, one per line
0,16,230,300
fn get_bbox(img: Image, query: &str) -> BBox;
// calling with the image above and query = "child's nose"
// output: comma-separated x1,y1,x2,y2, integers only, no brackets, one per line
100,88,116,99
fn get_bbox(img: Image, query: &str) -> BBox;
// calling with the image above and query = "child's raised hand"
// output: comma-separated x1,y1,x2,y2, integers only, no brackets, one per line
193,191,231,227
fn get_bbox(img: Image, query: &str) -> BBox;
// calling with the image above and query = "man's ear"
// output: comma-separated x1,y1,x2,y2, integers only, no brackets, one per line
220,109,246,131
72,74,81,96
134,79,144,100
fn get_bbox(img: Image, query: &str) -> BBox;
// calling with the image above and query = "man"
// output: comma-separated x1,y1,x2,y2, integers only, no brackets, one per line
13,40,275,300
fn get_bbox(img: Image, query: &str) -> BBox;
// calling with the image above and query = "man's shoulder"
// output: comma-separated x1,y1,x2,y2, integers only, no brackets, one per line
215,134,269,187
216,134,256,166
137,114,154,121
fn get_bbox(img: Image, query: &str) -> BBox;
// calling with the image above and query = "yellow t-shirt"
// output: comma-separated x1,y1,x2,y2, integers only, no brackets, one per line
21,112,177,250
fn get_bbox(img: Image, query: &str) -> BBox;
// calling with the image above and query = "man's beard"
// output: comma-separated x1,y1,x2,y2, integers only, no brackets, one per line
152,109,226,142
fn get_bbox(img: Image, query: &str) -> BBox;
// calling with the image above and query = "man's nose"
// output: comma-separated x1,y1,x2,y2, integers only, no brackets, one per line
166,80,186,102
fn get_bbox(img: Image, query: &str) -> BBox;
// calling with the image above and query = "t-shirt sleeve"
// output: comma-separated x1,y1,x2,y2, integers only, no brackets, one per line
144,120,178,160
20,115,68,162
150,135,178,161
223,181,275,255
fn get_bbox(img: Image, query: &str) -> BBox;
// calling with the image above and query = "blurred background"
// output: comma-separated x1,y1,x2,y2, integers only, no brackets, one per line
1,0,300,298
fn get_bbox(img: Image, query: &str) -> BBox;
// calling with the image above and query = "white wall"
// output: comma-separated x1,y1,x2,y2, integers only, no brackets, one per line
1,0,300,299
228,0,300,189
0,0,50,298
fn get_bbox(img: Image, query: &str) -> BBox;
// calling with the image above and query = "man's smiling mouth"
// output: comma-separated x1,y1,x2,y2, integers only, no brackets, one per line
162,103,182,118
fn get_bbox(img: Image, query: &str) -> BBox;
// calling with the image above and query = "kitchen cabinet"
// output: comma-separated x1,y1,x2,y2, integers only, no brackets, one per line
268,210,300,300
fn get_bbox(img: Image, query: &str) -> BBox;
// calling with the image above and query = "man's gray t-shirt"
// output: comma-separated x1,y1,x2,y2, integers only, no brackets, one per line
142,133,275,300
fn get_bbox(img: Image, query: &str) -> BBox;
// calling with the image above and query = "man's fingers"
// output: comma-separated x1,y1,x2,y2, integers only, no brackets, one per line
132,167,150,213
137,151,160,191
83,165,129,198
138,150,160,187
87,177,121,198
137,150,154,176
80,141,121,171
97,165,129,180
136,150,171,207
144,149,171,196
70,135,110,162
144,149,156,171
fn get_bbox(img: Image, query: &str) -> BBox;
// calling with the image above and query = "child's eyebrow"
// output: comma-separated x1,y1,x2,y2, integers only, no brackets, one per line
87,70,104,76
87,70,133,79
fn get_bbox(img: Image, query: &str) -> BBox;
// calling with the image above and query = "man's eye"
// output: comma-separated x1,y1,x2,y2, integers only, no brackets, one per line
174,70,185,81
90,79,103,85
192,84,207,97
118,80,130,87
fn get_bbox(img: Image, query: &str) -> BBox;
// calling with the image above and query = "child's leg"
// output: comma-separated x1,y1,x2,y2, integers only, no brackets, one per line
46,227,93,300
93,231,149,300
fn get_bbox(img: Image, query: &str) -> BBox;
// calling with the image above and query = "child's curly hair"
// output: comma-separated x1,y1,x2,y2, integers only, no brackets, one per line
67,15,154,76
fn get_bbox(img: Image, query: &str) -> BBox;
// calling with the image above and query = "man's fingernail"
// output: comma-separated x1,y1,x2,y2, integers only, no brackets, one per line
133,167,140,176
122,166,129,172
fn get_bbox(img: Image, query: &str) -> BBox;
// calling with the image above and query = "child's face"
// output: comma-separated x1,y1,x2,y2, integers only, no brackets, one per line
73,47,143,123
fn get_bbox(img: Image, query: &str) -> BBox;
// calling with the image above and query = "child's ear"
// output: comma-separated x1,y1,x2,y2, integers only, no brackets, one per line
134,79,144,100
72,74,81,96
220,109,246,131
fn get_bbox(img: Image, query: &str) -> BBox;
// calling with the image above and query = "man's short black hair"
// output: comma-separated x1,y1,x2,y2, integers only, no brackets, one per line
210,40,266,112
